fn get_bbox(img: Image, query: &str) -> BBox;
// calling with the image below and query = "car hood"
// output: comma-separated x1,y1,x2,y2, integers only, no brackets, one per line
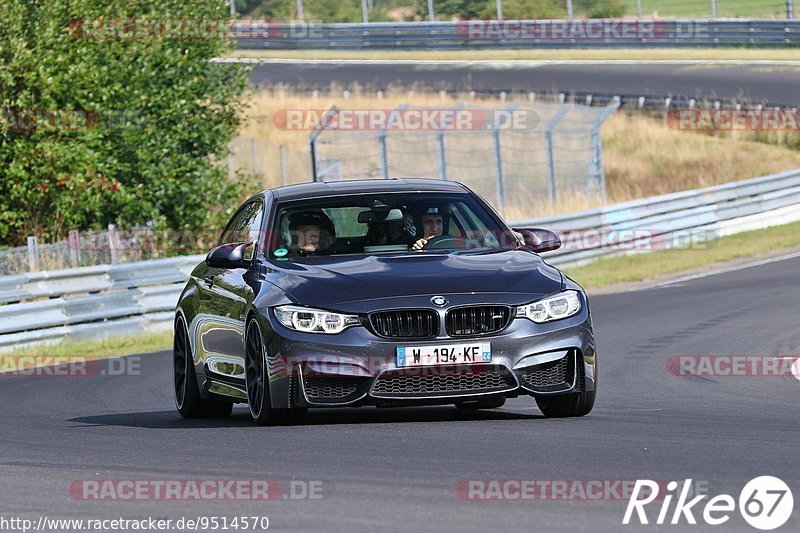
264,250,563,307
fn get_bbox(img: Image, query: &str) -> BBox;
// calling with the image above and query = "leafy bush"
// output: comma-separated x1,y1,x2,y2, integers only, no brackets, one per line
576,0,626,18
0,0,250,246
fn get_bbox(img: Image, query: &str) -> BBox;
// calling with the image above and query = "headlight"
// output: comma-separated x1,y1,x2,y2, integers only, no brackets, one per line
273,305,360,334
516,290,581,323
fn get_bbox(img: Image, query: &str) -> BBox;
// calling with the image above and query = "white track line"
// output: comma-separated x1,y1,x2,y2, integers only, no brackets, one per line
214,58,800,67
650,250,800,289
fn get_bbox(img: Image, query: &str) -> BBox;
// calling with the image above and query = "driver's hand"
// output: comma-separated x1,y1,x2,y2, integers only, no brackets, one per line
412,237,428,251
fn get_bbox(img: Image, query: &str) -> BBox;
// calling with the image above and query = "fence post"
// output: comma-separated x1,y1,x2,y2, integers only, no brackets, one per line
437,132,448,181
637,0,643,17
427,0,435,21
26,236,40,272
296,0,304,22
280,145,288,186
226,143,233,180
378,133,389,180
251,138,258,175
566,0,573,18
496,0,503,19
789,0,795,19
711,0,717,18
544,106,570,204
361,0,369,23
588,99,621,203
108,224,118,265
492,126,505,215
68,230,81,266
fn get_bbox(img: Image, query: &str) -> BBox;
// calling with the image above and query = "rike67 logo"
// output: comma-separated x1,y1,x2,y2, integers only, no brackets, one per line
623,477,793,530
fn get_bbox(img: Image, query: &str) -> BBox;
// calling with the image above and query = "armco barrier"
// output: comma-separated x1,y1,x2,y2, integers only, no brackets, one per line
234,19,800,50
2,169,800,350
0,255,203,352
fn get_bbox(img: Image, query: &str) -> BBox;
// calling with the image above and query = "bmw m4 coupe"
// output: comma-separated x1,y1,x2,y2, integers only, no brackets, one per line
173,178,596,425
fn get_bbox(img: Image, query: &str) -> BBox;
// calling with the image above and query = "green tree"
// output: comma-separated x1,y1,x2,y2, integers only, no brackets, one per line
0,0,250,246
412,0,492,20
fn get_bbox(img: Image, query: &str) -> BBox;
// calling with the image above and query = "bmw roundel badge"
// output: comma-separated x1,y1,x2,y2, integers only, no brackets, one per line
431,296,448,307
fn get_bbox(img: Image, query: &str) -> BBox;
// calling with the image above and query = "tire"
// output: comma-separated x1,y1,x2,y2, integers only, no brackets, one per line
455,396,506,410
535,390,595,418
245,319,308,426
174,316,233,419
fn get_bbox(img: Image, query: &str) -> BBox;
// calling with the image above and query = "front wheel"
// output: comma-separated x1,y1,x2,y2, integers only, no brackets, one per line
245,319,307,426
535,390,595,418
174,315,233,419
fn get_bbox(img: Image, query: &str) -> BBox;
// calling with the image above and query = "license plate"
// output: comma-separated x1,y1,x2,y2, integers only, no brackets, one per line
397,343,491,367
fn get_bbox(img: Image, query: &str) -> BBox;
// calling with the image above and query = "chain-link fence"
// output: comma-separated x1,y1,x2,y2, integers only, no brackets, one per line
226,138,309,188
239,1,796,22
308,101,618,218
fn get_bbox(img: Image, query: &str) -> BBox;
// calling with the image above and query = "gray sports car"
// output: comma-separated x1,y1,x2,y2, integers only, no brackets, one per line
173,179,596,425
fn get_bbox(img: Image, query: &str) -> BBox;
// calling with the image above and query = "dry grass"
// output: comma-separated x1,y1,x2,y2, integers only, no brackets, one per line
237,89,800,218
602,113,800,202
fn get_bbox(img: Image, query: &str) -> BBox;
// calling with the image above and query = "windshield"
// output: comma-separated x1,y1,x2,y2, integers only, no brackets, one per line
269,192,519,260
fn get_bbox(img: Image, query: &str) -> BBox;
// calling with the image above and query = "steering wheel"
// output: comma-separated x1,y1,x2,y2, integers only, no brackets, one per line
422,234,469,250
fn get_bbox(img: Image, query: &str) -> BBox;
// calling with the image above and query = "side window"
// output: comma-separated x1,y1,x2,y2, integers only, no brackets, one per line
218,201,263,245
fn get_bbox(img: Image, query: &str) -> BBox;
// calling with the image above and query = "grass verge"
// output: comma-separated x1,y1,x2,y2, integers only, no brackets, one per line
563,220,800,289
229,48,800,62
1,330,173,367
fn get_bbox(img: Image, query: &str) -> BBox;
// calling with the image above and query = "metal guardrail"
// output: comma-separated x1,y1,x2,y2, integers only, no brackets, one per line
2,168,800,350
516,168,800,267
235,19,800,50
0,256,203,351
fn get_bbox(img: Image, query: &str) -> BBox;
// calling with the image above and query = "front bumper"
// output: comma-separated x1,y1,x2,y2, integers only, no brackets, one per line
262,303,596,409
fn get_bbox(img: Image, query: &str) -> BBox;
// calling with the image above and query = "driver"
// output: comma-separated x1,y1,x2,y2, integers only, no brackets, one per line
286,210,336,257
411,206,445,251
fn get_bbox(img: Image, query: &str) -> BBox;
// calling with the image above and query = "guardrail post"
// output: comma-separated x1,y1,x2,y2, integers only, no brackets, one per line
566,0,573,18
492,125,505,214
789,0,795,19
427,0,435,21
108,224,118,264
637,0,643,18
361,0,369,23
437,132,448,181
711,0,717,18
26,236,40,272
496,0,504,19
296,0,304,22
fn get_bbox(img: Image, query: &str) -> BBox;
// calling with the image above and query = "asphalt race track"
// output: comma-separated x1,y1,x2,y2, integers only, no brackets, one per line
248,60,800,105
2,255,799,532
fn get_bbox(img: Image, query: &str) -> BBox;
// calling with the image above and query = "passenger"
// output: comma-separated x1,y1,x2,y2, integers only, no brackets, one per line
286,210,336,257
366,212,417,247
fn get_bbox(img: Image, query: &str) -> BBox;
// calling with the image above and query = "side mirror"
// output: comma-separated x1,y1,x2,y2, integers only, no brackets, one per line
206,241,255,269
513,228,562,253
